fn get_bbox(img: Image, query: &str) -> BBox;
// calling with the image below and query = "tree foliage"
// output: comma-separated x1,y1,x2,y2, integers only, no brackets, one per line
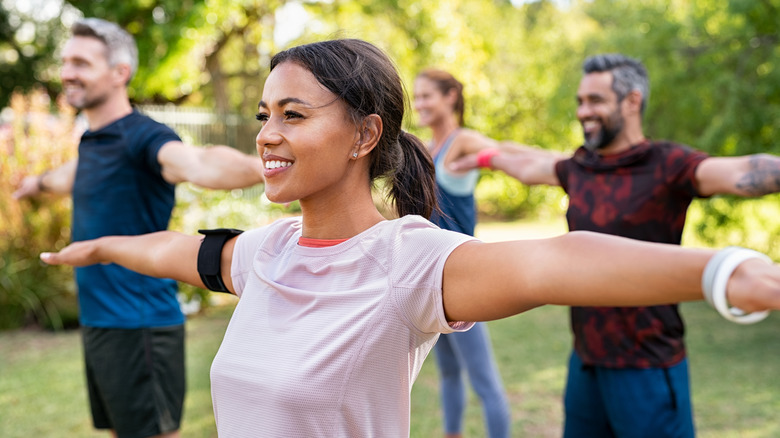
578,0,779,156
0,2,72,108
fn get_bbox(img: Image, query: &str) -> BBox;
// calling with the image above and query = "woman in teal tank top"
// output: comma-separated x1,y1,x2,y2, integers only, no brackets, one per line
414,69,511,438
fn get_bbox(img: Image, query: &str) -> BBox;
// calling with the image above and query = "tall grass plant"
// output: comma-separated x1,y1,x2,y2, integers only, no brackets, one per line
0,90,79,330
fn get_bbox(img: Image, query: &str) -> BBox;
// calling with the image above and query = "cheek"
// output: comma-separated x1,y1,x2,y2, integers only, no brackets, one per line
84,71,111,89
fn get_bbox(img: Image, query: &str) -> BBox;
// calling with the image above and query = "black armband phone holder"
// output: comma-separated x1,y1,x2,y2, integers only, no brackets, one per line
197,228,244,293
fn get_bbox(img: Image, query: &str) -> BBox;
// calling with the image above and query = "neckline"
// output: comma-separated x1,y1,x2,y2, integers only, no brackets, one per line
298,237,349,248
84,108,137,135
573,139,653,170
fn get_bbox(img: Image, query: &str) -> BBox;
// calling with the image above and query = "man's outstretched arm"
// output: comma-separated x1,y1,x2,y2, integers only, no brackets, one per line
158,141,264,190
696,154,780,198
13,159,78,199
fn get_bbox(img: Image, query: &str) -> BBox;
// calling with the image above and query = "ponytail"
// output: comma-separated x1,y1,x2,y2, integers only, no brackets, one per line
387,131,439,219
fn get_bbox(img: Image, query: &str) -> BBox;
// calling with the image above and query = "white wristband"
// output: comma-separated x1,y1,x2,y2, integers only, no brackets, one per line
701,247,771,324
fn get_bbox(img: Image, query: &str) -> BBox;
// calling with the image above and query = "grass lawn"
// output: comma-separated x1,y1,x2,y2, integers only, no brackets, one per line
1,218,778,437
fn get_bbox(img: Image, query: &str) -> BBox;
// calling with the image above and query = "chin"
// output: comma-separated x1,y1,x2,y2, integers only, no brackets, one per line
265,192,296,205
583,133,605,151
65,98,84,109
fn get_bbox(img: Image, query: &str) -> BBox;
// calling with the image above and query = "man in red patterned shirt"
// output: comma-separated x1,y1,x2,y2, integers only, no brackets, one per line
453,53,780,437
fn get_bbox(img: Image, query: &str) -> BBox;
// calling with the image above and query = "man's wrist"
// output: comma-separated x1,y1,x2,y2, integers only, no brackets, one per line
37,171,49,193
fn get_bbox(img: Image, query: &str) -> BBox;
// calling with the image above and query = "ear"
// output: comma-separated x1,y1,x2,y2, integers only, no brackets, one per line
624,89,643,116
112,63,132,86
351,114,383,160
444,88,459,107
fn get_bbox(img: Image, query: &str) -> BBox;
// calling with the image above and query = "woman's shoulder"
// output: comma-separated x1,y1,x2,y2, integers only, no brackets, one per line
448,129,499,158
383,215,475,252
452,128,492,145
380,216,476,286
237,216,302,248
384,215,440,234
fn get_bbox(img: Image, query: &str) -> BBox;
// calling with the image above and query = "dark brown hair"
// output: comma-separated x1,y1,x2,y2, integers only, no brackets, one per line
270,39,438,219
416,69,465,127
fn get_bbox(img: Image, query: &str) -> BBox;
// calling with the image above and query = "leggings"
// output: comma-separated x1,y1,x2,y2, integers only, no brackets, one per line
434,322,510,438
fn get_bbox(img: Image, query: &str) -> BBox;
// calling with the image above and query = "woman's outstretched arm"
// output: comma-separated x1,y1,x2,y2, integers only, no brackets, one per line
442,231,780,322
40,231,238,294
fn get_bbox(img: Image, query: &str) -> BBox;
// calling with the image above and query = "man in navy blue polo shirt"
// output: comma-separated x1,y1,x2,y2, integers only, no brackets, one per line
14,18,264,438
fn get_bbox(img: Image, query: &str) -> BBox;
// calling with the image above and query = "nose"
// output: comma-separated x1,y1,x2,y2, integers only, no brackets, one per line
576,101,592,121
255,118,283,155
413,97,424,112
61,62,76,82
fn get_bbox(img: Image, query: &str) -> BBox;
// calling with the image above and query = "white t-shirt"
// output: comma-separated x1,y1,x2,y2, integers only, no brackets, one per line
210,215,476,437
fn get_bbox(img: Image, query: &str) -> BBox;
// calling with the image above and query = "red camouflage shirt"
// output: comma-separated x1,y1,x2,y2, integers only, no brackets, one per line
555,140,708,368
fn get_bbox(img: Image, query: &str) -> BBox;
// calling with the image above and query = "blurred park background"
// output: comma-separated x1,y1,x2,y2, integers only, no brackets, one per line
1,0,779,436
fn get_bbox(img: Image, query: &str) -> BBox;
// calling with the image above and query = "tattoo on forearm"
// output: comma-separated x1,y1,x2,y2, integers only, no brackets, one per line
735,154,780,196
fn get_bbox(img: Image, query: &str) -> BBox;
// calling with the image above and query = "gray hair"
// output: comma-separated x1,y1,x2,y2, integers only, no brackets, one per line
583,53,649,115
71,18,138,83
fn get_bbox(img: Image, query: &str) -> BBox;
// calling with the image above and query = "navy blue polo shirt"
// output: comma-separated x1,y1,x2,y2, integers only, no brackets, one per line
72,109,184,328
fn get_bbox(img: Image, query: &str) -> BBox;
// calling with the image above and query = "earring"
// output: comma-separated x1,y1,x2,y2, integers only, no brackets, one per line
352,152,358,158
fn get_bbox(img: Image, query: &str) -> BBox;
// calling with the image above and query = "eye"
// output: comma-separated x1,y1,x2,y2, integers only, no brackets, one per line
284,110,303,120
255,113,269,123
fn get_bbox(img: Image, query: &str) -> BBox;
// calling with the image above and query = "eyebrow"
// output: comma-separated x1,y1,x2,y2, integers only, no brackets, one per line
61,54,91,64
577,92,606,101
258,97,311,109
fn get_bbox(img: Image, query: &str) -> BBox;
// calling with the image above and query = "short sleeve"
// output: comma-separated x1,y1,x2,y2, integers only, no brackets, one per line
554,157,572,193
229,218,301,297
663,143,708,197
123,113,181,173
230,228,264,298
389,217,477,334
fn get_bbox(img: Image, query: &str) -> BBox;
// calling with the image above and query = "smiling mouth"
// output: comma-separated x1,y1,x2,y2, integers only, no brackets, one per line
265,160,292,170
63,80,84,89
582,120,600,132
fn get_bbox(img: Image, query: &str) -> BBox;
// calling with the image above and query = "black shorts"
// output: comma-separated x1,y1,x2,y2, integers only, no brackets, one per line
82,325,186,438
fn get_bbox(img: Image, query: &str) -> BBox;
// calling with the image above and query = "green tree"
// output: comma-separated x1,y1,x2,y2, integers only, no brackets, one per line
576,0,780,256
1,0,290,115
577,0,779,155
0,3,70,108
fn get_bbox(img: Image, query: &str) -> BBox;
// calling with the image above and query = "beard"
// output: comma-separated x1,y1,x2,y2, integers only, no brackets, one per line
583,110,624,151
64,81,110,110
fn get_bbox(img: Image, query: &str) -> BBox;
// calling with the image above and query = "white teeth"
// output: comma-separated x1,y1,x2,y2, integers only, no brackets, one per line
582,121,599,131
265,160,292,169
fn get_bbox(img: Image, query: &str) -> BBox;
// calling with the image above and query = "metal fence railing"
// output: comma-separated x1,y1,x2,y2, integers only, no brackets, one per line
139,105,259,155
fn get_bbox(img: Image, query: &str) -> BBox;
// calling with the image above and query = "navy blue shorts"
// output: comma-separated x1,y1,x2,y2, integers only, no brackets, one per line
563,351,694,438
82,325,185,438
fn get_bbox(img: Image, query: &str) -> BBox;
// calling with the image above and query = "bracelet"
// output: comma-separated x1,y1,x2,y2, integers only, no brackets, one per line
701,246,771,324
476,148,500,169
37,171,49,192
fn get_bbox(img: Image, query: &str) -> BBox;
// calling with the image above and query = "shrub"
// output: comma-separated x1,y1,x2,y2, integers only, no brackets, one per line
0,89,79,330
684,196,780,258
